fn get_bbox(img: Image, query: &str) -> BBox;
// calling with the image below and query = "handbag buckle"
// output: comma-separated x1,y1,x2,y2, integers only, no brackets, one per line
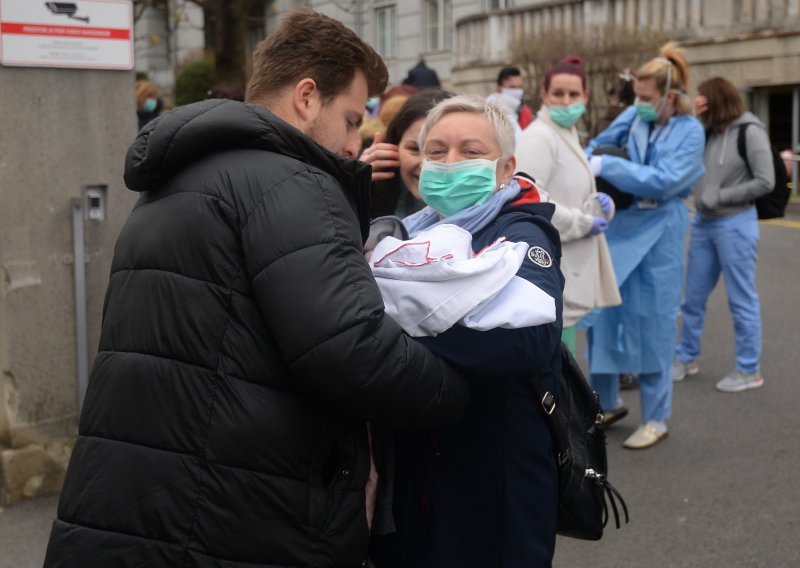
541,391,556,416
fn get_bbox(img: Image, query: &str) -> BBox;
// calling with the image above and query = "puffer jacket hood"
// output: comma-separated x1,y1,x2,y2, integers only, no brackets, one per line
125,99,373,239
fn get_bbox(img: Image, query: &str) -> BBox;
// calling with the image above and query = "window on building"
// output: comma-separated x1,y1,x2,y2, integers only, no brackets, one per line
485,0,512,10
375,4,397,59
425,0,452,52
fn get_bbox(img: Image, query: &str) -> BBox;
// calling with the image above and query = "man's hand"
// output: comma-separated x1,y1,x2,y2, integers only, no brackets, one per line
360,131,400,182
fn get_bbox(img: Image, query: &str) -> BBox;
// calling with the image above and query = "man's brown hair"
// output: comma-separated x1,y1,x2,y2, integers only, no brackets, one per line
697,76,745,130
245,9,388,104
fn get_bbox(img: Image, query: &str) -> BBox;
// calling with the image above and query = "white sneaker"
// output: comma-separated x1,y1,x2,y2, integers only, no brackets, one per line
672,359,699,382
715,370,764,393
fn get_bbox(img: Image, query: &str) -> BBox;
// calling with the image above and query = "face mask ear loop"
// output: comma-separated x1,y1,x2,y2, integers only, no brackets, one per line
653,58,672,115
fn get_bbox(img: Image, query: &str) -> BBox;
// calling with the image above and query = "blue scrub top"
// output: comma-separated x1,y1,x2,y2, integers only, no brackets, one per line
583,106,705,374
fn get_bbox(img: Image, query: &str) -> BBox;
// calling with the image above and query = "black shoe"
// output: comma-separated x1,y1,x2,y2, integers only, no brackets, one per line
603,406,629,428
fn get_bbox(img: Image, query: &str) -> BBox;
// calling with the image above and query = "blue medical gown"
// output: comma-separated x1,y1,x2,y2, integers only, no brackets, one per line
583,106,705,374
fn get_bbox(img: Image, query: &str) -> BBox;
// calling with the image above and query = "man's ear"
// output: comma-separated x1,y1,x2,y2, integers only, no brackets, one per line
292,78,322,123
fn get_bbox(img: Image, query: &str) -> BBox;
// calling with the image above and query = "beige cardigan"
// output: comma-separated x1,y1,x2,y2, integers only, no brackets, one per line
515,106,621,326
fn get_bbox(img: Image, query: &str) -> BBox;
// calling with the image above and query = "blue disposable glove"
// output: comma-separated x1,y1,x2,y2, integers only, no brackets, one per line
589,155,603,177
588,216,608,236
593,192,613,215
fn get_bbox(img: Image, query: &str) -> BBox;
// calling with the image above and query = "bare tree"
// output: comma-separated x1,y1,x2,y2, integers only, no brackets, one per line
133,0,263,94
510,26,670,140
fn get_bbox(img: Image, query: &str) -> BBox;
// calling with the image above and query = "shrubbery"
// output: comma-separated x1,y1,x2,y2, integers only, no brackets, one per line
174,59,214,106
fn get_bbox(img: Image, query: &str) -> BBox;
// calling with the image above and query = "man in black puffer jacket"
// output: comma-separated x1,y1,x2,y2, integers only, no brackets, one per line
44,9,469,568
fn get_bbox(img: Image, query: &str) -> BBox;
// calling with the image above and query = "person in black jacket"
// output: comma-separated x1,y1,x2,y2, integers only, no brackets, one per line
402,58,441,89
44,9,469,568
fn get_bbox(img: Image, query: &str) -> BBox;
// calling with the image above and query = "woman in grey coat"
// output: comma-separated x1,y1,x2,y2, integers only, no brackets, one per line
673,76,774,392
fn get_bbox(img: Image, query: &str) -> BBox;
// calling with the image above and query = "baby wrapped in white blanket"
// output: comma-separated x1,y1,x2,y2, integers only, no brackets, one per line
370,224,556,337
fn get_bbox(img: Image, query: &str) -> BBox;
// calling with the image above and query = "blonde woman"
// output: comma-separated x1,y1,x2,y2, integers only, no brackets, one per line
583,43,705,449
516,56,621,355
370,95,563,568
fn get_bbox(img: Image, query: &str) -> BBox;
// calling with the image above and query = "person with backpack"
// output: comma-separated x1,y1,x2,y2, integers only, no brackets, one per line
672,76,774,392
583,43,705,449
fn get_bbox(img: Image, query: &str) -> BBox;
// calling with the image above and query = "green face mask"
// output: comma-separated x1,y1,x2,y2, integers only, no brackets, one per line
634,99,659,122
419,158,499,217
549,101,586,128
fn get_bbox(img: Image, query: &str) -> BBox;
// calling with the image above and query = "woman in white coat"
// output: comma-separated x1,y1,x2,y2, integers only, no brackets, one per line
516,57,620,355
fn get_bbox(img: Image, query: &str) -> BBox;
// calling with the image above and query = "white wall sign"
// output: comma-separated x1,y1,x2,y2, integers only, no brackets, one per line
0,0,133,70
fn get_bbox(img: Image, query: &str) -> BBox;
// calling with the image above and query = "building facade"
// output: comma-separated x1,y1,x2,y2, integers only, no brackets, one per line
260,0,800,184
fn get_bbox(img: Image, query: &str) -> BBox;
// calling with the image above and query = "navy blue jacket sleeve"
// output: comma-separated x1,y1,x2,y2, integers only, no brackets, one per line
416,215,564,380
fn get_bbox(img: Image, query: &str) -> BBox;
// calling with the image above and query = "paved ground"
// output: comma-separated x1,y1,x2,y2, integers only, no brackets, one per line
555,208,800,567
3,208,800,568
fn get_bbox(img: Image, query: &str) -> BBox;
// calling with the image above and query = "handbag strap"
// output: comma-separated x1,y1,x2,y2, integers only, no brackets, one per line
528,364,571,467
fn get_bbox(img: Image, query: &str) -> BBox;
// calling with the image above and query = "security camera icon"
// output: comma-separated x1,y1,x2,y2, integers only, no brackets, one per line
45,2,90,24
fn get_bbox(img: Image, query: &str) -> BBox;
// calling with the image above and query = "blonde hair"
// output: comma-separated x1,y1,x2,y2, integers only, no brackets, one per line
418,95,516,159
637,41,693,116
135,80,158,110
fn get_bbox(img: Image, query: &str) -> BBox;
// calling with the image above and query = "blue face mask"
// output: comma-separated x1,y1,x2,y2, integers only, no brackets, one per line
419,158,499,217
142,97,157,114
549,101,586,128
634,98,659,122
365,96,380,111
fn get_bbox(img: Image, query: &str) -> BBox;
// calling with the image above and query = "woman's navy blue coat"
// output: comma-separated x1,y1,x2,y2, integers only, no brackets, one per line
372,194,565,568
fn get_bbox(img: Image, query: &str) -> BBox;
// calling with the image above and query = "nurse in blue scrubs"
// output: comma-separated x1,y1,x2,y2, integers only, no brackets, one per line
584,42,705,449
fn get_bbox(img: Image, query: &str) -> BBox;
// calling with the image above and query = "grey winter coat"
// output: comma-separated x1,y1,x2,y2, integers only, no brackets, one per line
694,111,774,220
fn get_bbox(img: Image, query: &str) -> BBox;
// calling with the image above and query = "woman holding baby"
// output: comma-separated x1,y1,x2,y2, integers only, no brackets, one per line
368,95,563,568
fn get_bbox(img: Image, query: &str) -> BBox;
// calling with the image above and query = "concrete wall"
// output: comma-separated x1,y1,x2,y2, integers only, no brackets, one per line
0,66,138,505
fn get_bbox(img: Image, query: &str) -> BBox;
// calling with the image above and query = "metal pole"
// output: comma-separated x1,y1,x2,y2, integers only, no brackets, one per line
71,198,89,411
792,86,799,196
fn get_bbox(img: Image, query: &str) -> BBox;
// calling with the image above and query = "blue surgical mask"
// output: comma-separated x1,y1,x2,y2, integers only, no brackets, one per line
549,101,586,128
634,97,661,122
419,158,499,217
142,97,157,114
365,96,380,111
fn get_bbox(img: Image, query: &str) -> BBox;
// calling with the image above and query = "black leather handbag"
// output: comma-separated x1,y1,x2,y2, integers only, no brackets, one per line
530,344,629,540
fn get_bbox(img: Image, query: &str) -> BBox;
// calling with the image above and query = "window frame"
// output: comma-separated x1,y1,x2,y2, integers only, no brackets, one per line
374,3,398,59
424,0,452,53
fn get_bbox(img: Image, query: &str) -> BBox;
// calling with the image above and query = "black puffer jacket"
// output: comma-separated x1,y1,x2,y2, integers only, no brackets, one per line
44,100,470,568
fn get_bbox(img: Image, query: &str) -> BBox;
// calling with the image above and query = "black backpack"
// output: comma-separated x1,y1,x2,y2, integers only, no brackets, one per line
736,123,791,219
530,344,629,540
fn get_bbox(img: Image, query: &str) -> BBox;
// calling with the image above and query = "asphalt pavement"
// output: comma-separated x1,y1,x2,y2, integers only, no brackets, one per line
3,208,800,568
555,206,800,567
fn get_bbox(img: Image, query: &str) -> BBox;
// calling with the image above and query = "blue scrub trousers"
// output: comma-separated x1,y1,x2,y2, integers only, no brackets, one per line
676,208,761,373
592,371,672,423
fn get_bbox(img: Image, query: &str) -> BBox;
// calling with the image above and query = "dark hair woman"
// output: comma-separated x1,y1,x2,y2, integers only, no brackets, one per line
361,89,453,218
673,76,773,393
